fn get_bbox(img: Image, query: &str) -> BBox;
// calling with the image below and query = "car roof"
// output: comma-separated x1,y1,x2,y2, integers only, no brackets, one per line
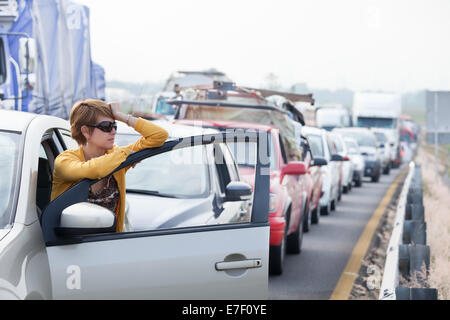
116,119,219,138
0,110,38,132
175,119,276,132
301,125,325,136
332,127,372,134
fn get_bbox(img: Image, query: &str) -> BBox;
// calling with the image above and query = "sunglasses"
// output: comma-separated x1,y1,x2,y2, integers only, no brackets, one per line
86,121,117,133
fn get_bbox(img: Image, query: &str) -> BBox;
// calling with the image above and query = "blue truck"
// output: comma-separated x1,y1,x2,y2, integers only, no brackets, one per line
0,0,104,118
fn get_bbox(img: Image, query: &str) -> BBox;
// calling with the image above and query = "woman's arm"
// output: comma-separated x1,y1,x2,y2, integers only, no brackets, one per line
54,148,132,181
110,102,169,152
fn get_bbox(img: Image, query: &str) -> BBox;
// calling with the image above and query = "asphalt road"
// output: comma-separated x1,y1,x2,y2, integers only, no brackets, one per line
269,166,404,300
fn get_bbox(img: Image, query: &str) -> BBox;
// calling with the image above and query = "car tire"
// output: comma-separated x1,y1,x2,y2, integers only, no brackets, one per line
355,178,363,187
343,185,348,194
303,202,311,233
383,165,390,175
331,199,336,211
311,207,319,224
371,172,380,182
348,182,352,191
287,213,304,254
320,201,331,216
269,233,286,275
338,187,342,201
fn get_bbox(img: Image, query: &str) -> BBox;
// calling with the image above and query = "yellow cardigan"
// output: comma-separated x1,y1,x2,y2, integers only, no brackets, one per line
51,118,169,232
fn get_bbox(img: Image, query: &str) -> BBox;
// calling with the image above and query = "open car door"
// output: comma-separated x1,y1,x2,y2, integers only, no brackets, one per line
40,132,270,299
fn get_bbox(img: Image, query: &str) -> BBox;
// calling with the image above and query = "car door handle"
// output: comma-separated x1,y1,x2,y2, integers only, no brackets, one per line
215,259,262,271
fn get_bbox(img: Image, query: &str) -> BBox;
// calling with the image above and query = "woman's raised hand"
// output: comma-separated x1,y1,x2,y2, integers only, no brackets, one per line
109,102,122,120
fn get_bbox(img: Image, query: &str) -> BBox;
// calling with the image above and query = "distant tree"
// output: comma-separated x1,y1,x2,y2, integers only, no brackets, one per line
264,73,281,90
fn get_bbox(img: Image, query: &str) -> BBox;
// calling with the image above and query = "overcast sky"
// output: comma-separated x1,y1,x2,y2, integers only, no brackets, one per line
77,0,450,92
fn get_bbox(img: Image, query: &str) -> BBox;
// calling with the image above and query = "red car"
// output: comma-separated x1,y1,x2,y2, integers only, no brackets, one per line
176,119,324,275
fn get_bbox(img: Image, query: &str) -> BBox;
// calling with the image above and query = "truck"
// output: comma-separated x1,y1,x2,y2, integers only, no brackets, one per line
352,92,402,168
0,0,104,118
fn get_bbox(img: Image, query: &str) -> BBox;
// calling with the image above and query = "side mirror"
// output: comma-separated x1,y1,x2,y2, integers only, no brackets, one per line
281,161,307,183
224,181,252,202
331,154,344,161
56,202,116,236
390,142,395,147
312,157,328,166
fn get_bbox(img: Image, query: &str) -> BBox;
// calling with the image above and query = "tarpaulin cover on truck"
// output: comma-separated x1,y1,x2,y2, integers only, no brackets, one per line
7,0,105,118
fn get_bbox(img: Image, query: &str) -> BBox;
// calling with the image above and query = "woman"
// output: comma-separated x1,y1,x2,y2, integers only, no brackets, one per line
51,99,168,232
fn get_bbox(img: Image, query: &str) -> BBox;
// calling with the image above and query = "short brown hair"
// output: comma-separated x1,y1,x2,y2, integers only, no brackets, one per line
69,99,114,145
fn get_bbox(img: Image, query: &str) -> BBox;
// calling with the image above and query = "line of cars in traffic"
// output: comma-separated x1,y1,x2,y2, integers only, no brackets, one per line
0,82,406,299
132,82,401,276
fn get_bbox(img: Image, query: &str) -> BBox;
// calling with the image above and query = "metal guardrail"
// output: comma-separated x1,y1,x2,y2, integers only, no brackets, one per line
379,162,438,300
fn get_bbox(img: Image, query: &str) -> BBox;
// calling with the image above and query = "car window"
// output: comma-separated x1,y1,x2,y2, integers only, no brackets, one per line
227,135,276,171
0,131,20,229
333,136,344,152
278,135,289,164
307,134,324,157
125,144,210,198
60,131,79,150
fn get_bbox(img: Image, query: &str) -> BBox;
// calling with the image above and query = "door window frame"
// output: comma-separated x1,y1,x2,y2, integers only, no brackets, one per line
41,132,270,247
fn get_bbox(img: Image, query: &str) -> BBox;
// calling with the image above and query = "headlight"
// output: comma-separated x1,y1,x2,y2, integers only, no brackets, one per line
269,193,279,213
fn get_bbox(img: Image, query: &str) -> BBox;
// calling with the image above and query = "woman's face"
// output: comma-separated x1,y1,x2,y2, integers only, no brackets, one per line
84,115,116,150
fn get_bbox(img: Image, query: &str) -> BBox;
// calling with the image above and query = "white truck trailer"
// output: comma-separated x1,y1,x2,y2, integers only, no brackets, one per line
352,92,402,168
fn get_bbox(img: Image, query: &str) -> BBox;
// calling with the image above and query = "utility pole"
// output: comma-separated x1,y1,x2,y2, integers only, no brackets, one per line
434,92,439,183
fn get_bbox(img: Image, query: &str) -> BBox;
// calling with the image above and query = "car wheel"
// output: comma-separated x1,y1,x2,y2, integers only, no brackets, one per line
371,172,380,182
311,207,319,224
269,232,286,275
320,201,331,216
287,213,303,254
343,185,348,194
331,199,336,211
355,178,363,187
303,202,311,233
348,182,352,191
383,165,390,175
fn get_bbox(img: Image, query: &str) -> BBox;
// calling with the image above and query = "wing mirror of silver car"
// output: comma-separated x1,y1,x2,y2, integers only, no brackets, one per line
312,157,328,166
56,202,116,236
224,181,253,202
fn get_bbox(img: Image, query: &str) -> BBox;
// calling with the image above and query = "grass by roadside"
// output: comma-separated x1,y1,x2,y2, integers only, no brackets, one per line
415,141,450,300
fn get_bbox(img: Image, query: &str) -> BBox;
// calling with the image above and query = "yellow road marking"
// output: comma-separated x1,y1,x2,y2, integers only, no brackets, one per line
329,167,408,300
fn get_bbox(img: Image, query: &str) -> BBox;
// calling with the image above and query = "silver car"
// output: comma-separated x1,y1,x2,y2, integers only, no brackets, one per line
0,110,270,299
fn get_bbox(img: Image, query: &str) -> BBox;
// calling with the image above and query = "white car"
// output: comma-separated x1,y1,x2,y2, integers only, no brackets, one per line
302,126,344,215
343,137,365,187
329,131,353,194
0,109,270,299
371,129,391,175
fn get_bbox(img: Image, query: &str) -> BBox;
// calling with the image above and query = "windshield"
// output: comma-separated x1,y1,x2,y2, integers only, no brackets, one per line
357,117,396,129
306,134,324,157
155,97,175,116
337,131,377,148
115,134,209,198
344,139,360,154
227,135,277,171
0,131,21,229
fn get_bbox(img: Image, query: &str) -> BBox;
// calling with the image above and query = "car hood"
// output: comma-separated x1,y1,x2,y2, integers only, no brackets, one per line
126,193,213,231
